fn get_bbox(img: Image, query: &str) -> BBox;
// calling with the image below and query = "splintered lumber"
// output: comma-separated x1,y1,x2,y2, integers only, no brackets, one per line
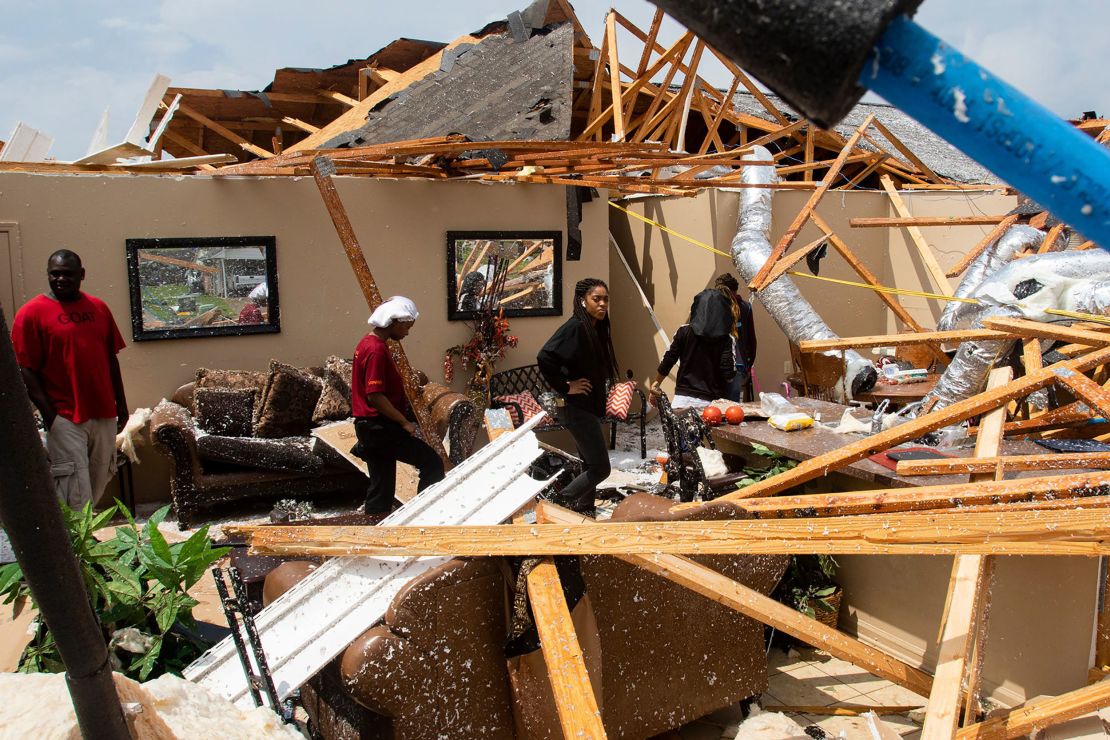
896,452,1110,476
850,216,1008,228
535,502,934,698
955,679,1110,739
233,507,1110,557
921,554,990,739
981,316,1110,349
749,114,875,291
733,471,1110,518
526,559,606,738
957,368,1009,727
945,215,1022,278
697,346,1110,502
1053,368,1110,419
881,176,953,297
310,156,450,469
799,329,1017,352
759,233,831,287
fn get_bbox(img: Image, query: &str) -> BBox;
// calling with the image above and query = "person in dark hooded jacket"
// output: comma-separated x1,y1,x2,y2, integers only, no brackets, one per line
649,289,736,413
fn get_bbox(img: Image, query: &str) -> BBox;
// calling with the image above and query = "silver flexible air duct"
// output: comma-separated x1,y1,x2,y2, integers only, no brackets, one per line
732,146,874,400
922,248,1110,411
937,225,1042,331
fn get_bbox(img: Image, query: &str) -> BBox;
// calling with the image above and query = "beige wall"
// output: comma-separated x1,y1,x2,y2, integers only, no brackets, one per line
0,172,607,500
609,185,1096,705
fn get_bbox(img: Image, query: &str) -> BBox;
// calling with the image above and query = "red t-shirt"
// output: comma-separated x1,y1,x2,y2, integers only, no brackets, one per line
11,293,126,424
351,333,408,419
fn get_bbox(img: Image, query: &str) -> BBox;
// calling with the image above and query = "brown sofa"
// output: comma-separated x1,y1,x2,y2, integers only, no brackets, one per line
151,370,479,528
264,493,788,739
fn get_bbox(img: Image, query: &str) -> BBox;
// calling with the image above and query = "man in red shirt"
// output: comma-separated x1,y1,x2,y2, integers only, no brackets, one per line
352,296,444,516
12,250,128,507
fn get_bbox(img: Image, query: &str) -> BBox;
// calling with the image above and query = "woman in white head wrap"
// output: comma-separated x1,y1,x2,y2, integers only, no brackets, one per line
351,296,443,516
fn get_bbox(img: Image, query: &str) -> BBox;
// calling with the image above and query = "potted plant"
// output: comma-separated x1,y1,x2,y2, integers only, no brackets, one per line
774,554,842,626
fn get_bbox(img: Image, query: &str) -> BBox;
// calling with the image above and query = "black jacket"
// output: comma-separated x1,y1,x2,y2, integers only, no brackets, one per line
658,324,736,402
537,317,610,416
734,293,757,369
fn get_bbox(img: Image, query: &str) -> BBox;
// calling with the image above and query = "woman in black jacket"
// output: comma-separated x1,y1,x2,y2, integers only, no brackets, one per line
537,278,619,516
649,289,736,413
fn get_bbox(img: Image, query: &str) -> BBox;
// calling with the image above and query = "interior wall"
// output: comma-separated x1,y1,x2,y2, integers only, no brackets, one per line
882,189,1017,331
0,173,607,501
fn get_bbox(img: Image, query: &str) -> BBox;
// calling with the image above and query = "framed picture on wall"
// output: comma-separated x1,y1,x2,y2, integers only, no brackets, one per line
125,235,280,341
446,231,562,321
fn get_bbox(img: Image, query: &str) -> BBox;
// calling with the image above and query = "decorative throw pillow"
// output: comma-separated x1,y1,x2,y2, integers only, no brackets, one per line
605,381,636,421
254,361,324,438
194,387,256,437
197,435,323,473
313,356,354,424
494,390,546,427
195,367,268,391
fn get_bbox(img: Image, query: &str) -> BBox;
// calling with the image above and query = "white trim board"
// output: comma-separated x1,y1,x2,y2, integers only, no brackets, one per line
185,413,552,707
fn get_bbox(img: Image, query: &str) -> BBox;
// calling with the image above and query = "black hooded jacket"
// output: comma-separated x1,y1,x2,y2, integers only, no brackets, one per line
658,290,736,401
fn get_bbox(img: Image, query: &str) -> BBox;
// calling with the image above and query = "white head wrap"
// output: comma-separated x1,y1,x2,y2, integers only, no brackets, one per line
249,281,268,300
368,296,419,328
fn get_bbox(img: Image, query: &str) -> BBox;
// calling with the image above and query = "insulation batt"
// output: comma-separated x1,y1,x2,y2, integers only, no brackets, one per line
732,146,874,401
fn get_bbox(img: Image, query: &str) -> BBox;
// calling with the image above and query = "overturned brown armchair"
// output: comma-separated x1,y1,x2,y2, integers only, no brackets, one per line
265,493,788,739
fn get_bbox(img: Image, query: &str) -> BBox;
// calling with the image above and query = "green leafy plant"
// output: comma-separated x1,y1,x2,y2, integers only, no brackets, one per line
774,554,840,619
733,442,799,488
0,501,228,680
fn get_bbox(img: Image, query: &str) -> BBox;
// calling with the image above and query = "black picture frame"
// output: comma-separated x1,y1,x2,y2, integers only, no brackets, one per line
125,236,280,341
446,230,562,321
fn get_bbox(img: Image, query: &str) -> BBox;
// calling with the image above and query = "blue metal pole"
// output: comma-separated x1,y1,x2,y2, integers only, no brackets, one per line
864,15,1110,249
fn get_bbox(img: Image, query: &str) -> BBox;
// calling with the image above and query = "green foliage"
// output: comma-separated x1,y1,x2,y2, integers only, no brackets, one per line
774,554,841,618
733,442,799,489
0,501,228,681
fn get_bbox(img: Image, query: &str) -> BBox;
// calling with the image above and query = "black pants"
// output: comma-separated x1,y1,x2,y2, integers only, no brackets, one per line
554,403,611,513
353,417,445,514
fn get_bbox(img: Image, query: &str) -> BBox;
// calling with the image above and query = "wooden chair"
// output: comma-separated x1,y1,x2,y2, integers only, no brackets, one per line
790,343,848,402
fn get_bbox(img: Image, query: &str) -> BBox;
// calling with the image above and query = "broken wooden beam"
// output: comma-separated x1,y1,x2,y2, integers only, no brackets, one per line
232,508,1110,558
896,451,1110,476
310,156,450,469
526,558,606,738
981,316,1110,348
798,329,1017,352
733,470,1110,518
850,215,1008,228
955,679,1110,739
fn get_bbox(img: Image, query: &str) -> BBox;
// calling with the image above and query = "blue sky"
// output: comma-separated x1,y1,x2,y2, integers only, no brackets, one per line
1,0,1106,160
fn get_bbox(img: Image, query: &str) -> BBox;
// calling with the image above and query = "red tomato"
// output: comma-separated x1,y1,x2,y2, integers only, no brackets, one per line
725,405,745,425
701,406,723,426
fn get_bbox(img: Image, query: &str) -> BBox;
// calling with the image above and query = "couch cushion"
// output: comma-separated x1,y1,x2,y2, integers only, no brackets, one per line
194,387,256,437
195,367,268,391
313,356,353,424
255,361,324,438
197,434,323,473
